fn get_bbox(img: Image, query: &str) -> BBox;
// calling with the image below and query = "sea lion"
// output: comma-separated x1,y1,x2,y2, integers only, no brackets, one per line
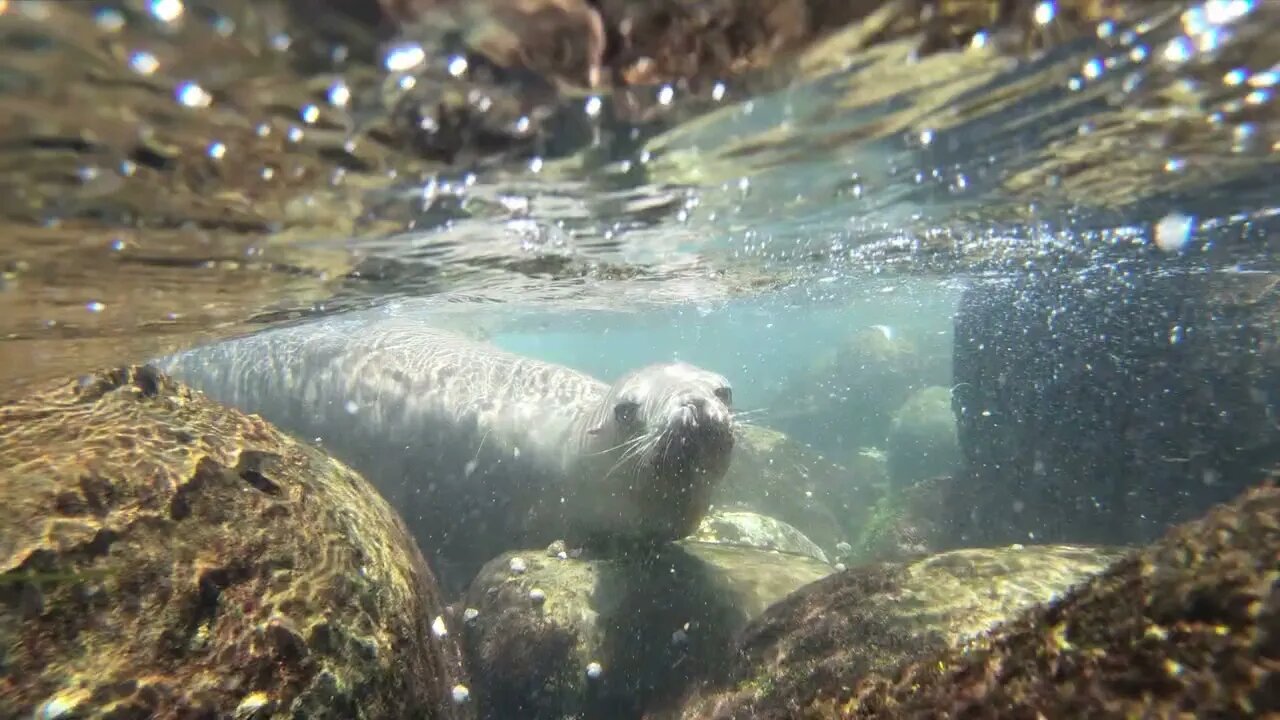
157,310,735,594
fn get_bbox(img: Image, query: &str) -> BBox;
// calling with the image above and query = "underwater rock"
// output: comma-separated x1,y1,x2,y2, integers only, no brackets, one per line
951,268,1280,547
461,540,833,719
692,508,830,564
765,325,932,463
713,422,856,556
672,543,1125,719
886,385,960,487
0,366,471,720
839,481,1280,717
842,474,954,567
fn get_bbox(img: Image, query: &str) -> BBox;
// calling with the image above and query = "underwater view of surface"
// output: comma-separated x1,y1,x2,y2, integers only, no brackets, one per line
3,0,1280,718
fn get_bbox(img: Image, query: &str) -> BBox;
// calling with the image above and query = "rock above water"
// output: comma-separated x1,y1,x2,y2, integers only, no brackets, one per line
461,541,833,720
672,544,1122,719
0,366,471,720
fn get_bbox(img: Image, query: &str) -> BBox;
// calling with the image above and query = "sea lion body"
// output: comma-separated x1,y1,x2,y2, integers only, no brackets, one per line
158,311,735,593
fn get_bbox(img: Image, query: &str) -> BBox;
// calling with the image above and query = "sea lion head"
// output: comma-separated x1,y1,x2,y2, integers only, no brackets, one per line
571,362,736,543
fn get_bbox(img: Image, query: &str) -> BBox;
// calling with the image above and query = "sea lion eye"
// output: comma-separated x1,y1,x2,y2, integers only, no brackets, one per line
614,400,639,425
714,386,732,406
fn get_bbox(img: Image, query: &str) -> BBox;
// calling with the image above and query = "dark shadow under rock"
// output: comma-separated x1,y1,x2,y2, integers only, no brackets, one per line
462,541,834,720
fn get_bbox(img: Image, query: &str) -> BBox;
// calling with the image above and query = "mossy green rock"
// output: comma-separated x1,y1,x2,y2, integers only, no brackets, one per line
674,544,1124,719
843,482,1280,718
677,481,1280,718
462,541,833,719
714,422,861,556
0,366,472,720
886,385,960,487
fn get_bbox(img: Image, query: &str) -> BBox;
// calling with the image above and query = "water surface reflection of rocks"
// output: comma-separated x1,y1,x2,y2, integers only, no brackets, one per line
0,0,1166,399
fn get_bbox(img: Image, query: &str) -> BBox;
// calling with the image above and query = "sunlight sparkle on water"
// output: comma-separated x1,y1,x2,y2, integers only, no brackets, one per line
384,43,426,72
1249,69,1279,87
94,8,125,31
129,51,159,76
1155,212,1195,253
175,81,212,108
149,0,183,23
327,81,350,107
1194,0,1256,28
1034,2,1056,26
1162,37,1193,64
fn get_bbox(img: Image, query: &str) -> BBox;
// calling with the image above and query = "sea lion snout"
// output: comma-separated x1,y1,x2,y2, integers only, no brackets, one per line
669,392,734,432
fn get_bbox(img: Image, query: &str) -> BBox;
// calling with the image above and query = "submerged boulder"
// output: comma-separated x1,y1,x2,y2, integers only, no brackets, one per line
840,474,955,567
461,541,833,720
673,544,1122,719
950,268,1280,547
714,422,860,557
693,508,830,564
765,325,928,460
843,480,1280,717
886,385,960,487
0,366,471,720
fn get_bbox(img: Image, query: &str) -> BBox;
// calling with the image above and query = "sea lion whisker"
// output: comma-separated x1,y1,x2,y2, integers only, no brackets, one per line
587,433,647,457
605,429,665,481
602,434,655,480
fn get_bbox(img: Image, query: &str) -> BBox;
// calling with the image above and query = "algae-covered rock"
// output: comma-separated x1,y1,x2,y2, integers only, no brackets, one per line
462,541,833,719
0,366,472,720
843,481,1280,718
693,508,829,564
673,544,1123,719
842,474,955,567
714,422,859,556
886,385,960,487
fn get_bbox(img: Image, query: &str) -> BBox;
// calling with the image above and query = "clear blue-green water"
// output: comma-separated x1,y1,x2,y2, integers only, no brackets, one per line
4,0,1280,716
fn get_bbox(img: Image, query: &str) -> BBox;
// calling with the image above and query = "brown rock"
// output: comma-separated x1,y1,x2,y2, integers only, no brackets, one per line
843,481,1280,718
464,541,833,719
381,0,606,88
0,365,472,719
673,544,1121,719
